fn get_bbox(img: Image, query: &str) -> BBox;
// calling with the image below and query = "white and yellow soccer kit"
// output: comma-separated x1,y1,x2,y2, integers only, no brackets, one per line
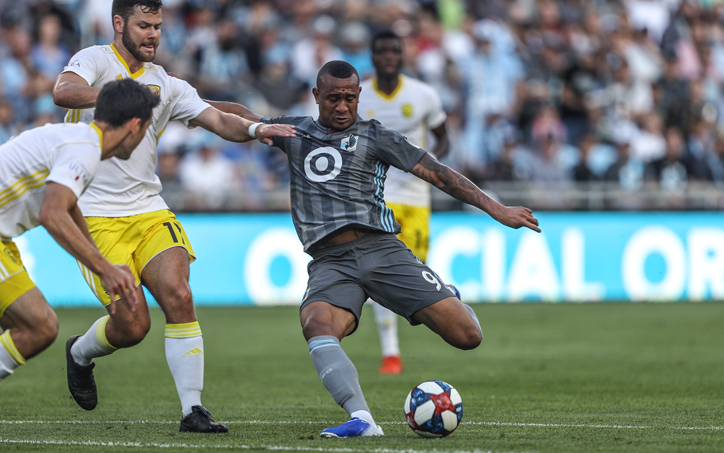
0,122,103,315
359,75,446,262
62,44,208,305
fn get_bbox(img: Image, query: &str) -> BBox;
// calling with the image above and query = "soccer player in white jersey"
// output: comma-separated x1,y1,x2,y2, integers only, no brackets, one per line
0,79,158,383
52,0,294,433
359,30,450,375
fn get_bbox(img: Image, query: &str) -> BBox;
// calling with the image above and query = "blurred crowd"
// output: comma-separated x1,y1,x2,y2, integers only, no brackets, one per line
1,0,724,211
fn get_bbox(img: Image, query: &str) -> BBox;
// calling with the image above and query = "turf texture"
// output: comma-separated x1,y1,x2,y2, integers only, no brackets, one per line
0,302,722,452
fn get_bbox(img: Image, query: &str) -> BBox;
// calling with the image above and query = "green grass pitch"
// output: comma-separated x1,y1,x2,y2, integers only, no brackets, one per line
0,302,722,452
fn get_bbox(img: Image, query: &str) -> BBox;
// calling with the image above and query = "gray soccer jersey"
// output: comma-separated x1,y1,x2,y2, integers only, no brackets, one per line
261,116,426,252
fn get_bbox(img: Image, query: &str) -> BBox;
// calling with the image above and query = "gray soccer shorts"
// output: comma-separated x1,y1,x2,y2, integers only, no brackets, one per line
301,232,457,331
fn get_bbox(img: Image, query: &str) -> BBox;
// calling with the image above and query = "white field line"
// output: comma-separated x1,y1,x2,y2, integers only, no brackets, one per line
0,419,722,430
0,438,533,453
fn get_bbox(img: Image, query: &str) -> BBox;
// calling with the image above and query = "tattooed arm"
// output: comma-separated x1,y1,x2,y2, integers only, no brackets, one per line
410,154,541,232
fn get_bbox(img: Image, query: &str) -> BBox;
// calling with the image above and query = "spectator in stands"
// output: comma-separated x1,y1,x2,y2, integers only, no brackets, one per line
461,19,523,169
30,14,70,82
631,112,666,163
603,132,645,192
572,134,600,183
530,133,570,183
654,55,690,129
0,97,19,144
645,127,689,191
179,142,236,212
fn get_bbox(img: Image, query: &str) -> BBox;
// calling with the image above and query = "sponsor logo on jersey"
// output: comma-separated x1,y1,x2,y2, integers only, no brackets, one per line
146,84,161,97
68,162,91,186
116,74,123,80
69,59,81,68
304,147,342,182
340,135,357,152
402,104,413,118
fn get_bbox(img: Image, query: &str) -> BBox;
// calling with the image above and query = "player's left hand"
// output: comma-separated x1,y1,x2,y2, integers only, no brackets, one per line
494,206,541,233
255,124,296,146
99,264,139,315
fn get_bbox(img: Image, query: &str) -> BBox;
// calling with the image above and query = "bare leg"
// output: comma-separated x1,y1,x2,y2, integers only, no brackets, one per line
142,247,205,419
412,297,482,350
0,288,58,360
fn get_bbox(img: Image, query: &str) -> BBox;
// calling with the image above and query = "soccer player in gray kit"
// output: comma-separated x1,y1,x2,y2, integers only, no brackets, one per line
229,60,540,437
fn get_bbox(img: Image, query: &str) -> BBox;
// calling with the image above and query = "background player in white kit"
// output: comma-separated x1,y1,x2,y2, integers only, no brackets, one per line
0,79,157,383
52,0,295,433
359,30,450,375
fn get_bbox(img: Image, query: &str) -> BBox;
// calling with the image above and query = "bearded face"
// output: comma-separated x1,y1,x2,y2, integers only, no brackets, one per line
118,5,162,63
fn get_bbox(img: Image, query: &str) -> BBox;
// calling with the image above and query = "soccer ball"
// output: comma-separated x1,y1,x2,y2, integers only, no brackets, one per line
404,380,463,437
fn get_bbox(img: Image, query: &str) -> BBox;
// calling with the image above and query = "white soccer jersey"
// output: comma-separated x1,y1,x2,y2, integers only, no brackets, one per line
0,123,102,239
62,44,211,216
359,75,446,207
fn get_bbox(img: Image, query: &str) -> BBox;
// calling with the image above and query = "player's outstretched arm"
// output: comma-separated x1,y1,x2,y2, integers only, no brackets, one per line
410,154,541,232
205,100,263,122
39,182,138,313
189,107,295,145
53,72,100,109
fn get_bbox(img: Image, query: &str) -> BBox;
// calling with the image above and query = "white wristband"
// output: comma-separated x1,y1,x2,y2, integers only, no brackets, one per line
248,122,262,139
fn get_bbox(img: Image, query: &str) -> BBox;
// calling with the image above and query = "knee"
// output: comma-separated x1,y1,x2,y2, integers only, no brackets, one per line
36,310,59,350
300,304,354,341
462,327,483,350
160,284,196,322
454,325,483,351
301,317,334,341
114,318,150,347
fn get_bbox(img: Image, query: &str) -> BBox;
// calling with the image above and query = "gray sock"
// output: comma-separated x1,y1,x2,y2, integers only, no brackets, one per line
464,304,483,338
308,335,369,415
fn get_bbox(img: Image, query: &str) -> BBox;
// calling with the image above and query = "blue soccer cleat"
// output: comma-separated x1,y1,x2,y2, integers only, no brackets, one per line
320,417,384,438
446,284,461,300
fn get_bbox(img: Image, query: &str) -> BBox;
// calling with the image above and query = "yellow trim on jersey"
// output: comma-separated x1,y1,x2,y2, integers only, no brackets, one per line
89,122,104,151
0,330,26,365
156,124,168,145
110,43,145,79
65,109,80,124
0,169,49,209
165,321,202,338
373,75,403,101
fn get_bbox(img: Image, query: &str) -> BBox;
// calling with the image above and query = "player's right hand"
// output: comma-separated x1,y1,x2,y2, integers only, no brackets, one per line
494,206,541,233
255,124,296,146
100,264,138,315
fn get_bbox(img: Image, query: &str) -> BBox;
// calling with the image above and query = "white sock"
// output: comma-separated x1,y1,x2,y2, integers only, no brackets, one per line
351,409,376,426
371,302,400,357
71,315,117,366
0,330,24,381
165,322,204,417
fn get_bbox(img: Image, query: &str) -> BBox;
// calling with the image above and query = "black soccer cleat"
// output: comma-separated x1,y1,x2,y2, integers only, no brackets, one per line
65,335,98,411
179,405,229,433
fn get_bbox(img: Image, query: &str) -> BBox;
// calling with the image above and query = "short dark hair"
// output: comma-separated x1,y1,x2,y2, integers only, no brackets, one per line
94,79,160,128
371,30,402,54
112,0,163,23
316,61,359,88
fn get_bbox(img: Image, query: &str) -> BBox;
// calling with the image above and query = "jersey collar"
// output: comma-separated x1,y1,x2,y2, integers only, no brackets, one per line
373,75,403,101
110,43,146,79
89,122,104,152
